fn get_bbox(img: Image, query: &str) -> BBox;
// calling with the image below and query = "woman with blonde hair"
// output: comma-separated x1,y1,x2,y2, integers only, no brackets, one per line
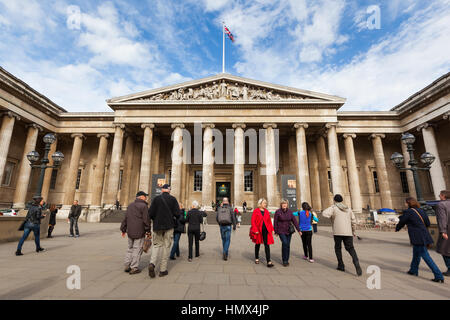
250,198,275,267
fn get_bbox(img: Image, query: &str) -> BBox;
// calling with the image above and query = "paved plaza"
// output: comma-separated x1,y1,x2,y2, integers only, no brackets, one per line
0,222,449,300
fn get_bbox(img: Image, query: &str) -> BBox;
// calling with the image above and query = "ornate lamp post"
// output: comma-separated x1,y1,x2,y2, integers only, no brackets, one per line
27,133,64,199
390,133,436,213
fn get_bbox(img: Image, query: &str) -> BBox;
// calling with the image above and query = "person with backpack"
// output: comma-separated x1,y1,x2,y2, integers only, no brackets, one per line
396,197,444,283
297,202,319,263
274,199,301,266
216,197,237,261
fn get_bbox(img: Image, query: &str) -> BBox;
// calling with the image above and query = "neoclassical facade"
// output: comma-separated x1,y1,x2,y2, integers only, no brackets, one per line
0,67,449,221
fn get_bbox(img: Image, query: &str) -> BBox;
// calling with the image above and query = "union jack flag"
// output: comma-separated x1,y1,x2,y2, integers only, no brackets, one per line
224,25,235,42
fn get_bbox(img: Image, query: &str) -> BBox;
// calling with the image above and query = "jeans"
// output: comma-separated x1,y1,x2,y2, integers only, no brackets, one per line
69,217,79,236
149,229,174,272
410,246,444,280
334,235,360,269
301,231,313,259
444,256,450,272
17,222,40,251
188,230,200,259
170,232,182,258
279,233,292,263
312,224,318,233
220,225,232,255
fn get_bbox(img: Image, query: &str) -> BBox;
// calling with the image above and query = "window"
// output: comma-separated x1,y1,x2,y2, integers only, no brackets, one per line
118,170,124,190
50,169,58,190
328,171,333,193
2,161,15,186
373,171,380,193
75,169,82,190
194,171,202,191
400,172,409,193
244,170,253,192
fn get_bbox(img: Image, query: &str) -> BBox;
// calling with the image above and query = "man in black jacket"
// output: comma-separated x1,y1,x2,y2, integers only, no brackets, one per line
68,200,82,238
148,184,180,278
216,197,237,261
121,191,151,275
16,196,46,256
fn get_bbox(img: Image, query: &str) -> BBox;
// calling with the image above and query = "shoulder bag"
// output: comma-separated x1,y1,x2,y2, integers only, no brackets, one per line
199,213,206,241
411,208,432,249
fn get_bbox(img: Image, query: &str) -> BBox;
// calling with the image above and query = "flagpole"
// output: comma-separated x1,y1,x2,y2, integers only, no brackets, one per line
222,21,225,73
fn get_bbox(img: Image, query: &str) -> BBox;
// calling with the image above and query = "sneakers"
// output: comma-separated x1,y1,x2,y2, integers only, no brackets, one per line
129,268,141,275
75,235,80,238
223,253,228,261
159,271,168,277
407,270,418,276
309,259,315,263
303,256,308,260
69,235,74,238
169,257,176,260
282,262,289,267
15,251,23,256
431,278,444,283
36,247,45,253
148,263,156,278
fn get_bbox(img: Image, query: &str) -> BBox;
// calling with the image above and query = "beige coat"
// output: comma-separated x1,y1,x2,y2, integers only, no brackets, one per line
322,205,356,236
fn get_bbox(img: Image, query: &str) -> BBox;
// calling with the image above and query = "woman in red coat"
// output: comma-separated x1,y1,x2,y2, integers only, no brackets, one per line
250,198,275,267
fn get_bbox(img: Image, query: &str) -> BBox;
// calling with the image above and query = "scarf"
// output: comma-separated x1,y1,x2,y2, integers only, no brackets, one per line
335,202,348,211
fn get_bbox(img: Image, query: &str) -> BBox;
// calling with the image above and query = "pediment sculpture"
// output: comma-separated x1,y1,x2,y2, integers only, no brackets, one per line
132,80,316,102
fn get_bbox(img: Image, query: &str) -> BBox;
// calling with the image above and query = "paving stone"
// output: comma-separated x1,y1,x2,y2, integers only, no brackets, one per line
103,282,149,299
203,272,229,285
176,272,205,284
218,285,264,300
138,283,189,300
289,287,338,300
185,284,219,300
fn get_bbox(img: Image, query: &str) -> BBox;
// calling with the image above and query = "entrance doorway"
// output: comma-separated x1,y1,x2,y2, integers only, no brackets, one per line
216,182,231,206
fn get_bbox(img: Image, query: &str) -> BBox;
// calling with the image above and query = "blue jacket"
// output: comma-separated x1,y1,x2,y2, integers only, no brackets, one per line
396,208,433,246
295,210,319,232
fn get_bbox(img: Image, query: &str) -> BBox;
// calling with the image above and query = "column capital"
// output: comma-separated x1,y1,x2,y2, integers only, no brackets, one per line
3,111,21,121
171,123,185,129
202,123,216,129
71,133,86,140
263,123,277,129
443,111,450,120
141,123,155,129
97,133,110,139
112,123,126,130
232,123,246,129
417,123,433,131
26,123,43,132
369,133,385,140
343,133,356,139
294,123,309,130
325,122,339,130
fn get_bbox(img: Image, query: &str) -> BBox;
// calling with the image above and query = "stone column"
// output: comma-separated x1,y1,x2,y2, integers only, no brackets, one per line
0,112,20,185
105,124,125,206
202,123,215,210
13,124,43,209
316,135,332,208
138,124,154,195
91,134,109,207
263,123,278,209
308,142,322,210
41,136,58,201
370,134,393,209
326,123,344,197
233,123,246,210
63,134,85,206
151,135,161,176
170,123,184,202
294,123,311,204
343,134,363,213
121,133,135,207
400,138,417,198
418,123,446,199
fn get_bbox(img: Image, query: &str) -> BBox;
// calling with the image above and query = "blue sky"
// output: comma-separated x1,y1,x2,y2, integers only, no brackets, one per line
0,0,449,112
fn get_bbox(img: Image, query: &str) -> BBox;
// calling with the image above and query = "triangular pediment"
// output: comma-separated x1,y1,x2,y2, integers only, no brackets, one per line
107,74,346,105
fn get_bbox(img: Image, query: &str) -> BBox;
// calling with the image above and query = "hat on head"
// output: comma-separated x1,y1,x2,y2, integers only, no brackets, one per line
162,184,170,189
136,191,148,197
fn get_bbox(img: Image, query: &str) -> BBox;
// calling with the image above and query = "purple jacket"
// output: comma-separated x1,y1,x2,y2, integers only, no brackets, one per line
274,208,300,235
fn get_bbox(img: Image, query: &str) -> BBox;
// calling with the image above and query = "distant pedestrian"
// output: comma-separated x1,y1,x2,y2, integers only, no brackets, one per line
436,190,450,277
120,191,151,275
16,196,46,256
68,200,82,238
396,197,444,283
250,198,275,267
297,202,319,263
274,199,301,266
234,207,242,228
148,184,180,278
115,199,121,210
186,201,205,261
216,197,237,261
47,204,58,238
322,194,362,276
312,211,318,233
170,203,187,260
243,201,247,212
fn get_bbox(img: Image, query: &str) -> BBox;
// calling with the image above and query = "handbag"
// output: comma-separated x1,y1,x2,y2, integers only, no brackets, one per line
199,220,206,241
288,222,296,234
142,233,152,253
411,208,433,249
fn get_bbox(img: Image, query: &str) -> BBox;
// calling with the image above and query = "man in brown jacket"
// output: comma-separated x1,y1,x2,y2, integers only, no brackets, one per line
437,190,450,276
120,191,151,274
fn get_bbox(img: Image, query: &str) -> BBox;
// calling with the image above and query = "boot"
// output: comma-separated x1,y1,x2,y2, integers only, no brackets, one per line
15,250,23,256
47,226,54,238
